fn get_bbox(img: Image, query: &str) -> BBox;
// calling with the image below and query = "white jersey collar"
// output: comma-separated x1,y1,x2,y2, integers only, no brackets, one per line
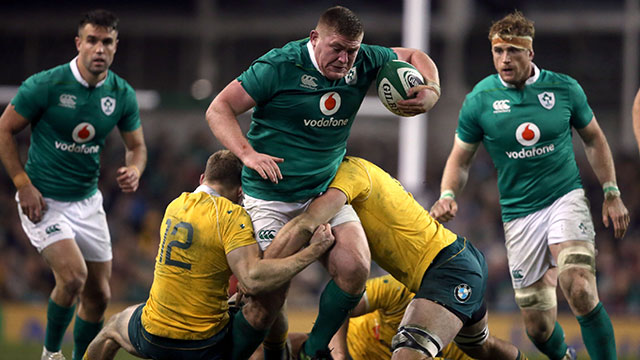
194,184,220,197
70,56,107,88
498,63,540,88
306,40,324,76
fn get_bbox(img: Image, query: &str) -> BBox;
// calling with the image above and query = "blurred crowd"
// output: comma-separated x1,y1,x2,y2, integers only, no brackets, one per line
0,115,638,315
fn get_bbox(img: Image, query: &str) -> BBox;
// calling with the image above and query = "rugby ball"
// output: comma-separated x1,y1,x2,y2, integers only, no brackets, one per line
376,60,424,117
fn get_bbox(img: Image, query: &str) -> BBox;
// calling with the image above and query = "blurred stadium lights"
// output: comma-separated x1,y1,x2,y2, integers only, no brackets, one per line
0,85,161,110
190,79,213,100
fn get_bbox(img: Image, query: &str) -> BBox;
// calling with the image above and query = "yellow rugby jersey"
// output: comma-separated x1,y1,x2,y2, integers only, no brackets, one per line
330,157,457,292
142,186,255,340
347,275,412,359
347,275,473,360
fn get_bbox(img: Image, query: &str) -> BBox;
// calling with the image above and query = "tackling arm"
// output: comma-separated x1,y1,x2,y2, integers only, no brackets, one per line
429,136,478,223
206,80,283,183
228,224,335,296
264,188,348,259
576,116,629,238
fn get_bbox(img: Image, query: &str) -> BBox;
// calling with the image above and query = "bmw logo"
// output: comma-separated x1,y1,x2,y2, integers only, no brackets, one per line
454,284,472,303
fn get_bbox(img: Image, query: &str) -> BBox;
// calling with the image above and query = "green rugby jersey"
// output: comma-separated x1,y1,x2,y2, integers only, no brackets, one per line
12,58,141,201
456,65,593,222
238,39,396,201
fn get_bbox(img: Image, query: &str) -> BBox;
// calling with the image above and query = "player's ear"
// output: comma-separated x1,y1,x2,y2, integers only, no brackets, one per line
310,29,319,46
199,173,205,185
529,49,534,60
75,36,81,51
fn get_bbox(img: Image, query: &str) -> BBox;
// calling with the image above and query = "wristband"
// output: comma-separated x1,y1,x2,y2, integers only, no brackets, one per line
440,190,455,200
425,80,441,98
128,165,141,178
602,181,620,198
12,172,32,189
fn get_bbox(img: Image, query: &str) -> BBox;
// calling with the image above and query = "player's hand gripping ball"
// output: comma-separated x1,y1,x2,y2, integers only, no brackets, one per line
376,60,425,117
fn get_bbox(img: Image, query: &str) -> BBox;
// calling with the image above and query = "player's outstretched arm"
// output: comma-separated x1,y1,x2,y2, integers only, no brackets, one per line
264,188,347,259
206,80,283,183
0,104,47,223
229,224,335,296
577,116,630,239
117,127,147,193
430,136,478,223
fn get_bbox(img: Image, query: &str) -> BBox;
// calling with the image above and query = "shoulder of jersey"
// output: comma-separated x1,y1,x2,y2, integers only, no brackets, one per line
259,40,305,66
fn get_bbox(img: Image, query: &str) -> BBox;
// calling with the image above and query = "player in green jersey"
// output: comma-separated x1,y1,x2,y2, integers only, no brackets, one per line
83,150,335,360
632,88,640,155
206,5,440,360
430,11,629,360
0,9,147,360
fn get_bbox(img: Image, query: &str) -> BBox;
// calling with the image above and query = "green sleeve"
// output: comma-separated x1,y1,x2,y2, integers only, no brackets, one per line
117,84,141,132
568,78,594,129
456,95,484,143
237,60,279,105
359,44,397,70
11,72,48,121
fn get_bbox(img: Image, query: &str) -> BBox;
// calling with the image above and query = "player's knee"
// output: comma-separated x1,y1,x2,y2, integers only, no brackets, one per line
561,272,597,312
557,244,597,311
333,257,369,293
83,285,111,314
243,301,276,330
391,325,443,358
61,273,87,297
514,285,556,312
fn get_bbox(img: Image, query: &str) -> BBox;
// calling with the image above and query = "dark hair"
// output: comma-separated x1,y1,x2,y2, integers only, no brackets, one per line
318,6,363,39
78,9,119,33
204,150,243,188
488,10,535,41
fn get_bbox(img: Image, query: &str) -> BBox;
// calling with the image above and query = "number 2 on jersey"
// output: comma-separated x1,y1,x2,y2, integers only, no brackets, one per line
159,218,193,270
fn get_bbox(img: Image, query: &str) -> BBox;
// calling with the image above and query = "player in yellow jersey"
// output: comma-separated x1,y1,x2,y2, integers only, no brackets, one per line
335,275,474,360
250,274,476,360
83,150,335,360
265,157,527,360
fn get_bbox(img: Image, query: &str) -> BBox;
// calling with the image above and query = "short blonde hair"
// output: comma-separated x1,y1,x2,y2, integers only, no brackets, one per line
488,11,535,41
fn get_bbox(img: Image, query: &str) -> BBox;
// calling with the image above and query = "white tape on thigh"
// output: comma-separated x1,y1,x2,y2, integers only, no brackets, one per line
514,285,557,311
557,245,596,274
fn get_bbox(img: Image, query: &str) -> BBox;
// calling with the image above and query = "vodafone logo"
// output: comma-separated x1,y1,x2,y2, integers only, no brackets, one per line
72,122,96,143
515,122,540,146
319,92,341,116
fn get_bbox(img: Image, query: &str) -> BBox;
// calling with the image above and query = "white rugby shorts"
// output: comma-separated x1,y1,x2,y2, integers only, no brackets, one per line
503,188,595,289
16,190,112,262
243,193,360,250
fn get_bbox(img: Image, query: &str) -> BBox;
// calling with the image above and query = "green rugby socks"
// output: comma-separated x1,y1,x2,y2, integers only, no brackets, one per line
577,302,616,359
44,298,75,352
231,310,268,360
72,315,103,360
527,321,568,360
304,280,363,355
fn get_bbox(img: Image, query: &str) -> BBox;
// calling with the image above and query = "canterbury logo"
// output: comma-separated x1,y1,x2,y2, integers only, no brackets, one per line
300,74,318,89
59,94,77,109
45,224,61,235
258,229,276,240
493,99,510,113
